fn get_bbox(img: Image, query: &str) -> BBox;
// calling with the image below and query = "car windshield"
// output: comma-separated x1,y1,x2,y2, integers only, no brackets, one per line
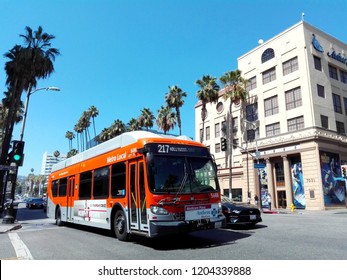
147,155,219,194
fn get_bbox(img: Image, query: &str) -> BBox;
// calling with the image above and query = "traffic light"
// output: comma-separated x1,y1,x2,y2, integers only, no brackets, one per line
341,165,347,178
10,140,25,166
221,137,227,151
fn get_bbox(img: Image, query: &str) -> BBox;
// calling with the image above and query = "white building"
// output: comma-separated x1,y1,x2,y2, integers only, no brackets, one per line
195,21,347,210
41,152,67,178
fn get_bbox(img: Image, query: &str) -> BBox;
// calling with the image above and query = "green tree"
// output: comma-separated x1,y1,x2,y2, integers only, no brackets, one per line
110,119,126,137
138,107,155,131
97,127,112,143
65,131,75,151
195,75,220,142
0,26,59,207
156,105,177,135
88,105,99,139
165,85,187,135
127,118,141,131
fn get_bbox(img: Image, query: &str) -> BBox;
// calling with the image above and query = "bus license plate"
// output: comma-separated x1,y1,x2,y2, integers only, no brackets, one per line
250,215,256,220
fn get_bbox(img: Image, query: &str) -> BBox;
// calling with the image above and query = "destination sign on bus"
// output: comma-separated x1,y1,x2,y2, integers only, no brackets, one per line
145,143,210,157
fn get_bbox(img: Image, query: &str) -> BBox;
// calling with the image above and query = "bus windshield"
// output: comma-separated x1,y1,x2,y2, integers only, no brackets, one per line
147,155,219,194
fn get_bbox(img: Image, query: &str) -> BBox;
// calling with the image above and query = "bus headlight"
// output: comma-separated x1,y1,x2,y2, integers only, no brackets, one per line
150,205,169,215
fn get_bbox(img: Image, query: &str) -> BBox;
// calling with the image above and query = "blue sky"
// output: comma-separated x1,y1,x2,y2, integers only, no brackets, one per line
1,0,346,176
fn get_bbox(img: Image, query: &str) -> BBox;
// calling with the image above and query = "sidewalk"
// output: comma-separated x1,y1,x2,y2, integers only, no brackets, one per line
0,213,22,234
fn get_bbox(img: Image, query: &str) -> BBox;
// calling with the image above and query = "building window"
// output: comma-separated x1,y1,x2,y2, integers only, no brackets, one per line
288,116,304,131
317,84,325,98
246,76,257,91
332,93,342,114
262,67,276,84
215,142,221,153
232,117,238,132
344,97,347,115
329,65,338,80
336,121,345,135
247,128,259,142
264,95,279,117
215,123,220,138
221,121,226,135
216,101,224,113
206,126,210,140
285,87,302,110
283,57,298,75
261,48,275,63
321,115,329,129
313,55,322,71
233,138,239,149
266,122,280,136
274,162,284,182
246,103,258,122
340,69,347,84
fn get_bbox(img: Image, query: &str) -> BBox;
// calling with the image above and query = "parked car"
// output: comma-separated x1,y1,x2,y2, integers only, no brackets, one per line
43,197,47,212
26,197,44,209
221,195,262,227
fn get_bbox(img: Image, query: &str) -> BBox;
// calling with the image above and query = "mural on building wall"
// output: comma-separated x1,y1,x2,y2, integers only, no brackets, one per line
259,167,268,207
320,151,346,206
291,160,306,209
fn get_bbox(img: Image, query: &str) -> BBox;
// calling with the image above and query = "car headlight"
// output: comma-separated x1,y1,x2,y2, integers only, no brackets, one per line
232,210,241,214
150,205,169,215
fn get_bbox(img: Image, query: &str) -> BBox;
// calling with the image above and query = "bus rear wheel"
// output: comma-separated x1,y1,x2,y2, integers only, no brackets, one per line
114,210,129,241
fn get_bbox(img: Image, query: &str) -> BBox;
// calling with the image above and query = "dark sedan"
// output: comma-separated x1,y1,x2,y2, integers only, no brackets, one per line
26,197,44,209
221,195,262,227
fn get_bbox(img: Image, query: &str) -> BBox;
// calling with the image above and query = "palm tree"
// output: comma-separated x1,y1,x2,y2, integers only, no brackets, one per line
88,105,99,139
110,119,126,137
219,69,249,199
0,26,59,205
220,70,248,106
97,127,112,143
53,150,60,159
165,85,187,135
156,106,177,135
127,118,141,131
195,75,220,142
67,148,78,158
138,107,155,131
65,131,75,151
73,123,83,152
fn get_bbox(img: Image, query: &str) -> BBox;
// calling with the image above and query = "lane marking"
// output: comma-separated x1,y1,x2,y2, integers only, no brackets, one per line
8,232,34,260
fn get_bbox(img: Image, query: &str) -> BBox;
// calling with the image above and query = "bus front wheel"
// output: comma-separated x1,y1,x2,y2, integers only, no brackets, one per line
114,210,129,241
56,208,63,226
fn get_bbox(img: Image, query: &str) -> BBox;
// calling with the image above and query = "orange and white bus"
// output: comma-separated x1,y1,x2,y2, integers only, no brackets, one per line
47,131,225,241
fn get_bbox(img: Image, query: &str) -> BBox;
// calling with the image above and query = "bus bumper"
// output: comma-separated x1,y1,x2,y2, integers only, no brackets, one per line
149,216,226,237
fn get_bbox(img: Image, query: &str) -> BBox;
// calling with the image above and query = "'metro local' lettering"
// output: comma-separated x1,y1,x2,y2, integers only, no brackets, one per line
107,152,127,163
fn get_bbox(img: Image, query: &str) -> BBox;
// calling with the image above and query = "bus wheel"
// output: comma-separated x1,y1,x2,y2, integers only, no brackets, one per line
114,210,128,241
56,208,63,226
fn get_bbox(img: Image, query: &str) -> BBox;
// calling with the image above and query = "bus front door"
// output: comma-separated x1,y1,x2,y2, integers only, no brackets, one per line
67,176,75,221
129,160,148,233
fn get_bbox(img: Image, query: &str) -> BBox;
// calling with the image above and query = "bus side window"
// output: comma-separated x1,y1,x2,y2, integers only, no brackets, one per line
93,167,110,198
59,178,67,197
52,180,59,197
111,162,126,197
79,171,92,199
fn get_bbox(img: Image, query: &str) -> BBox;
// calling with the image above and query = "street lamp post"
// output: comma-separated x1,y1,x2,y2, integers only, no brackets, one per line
2,86,60,224
20,86,60,141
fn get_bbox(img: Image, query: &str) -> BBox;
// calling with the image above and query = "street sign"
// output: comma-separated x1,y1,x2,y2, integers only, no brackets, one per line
254,163,266,169
0,164,16,171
